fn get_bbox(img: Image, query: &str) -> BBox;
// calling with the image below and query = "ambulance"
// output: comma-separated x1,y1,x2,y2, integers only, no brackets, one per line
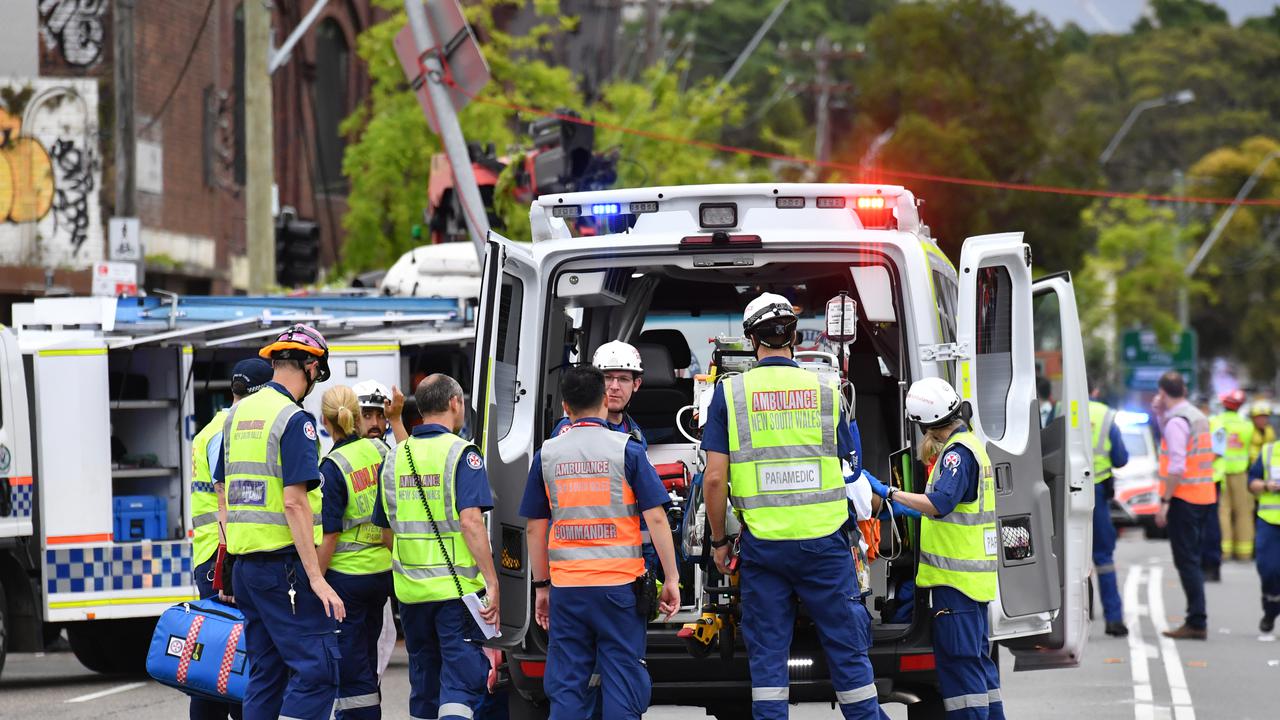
472,183,1096,718
0,293,475,677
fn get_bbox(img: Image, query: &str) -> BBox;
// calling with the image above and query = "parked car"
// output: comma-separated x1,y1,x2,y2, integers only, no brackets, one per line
1110,413,1164,538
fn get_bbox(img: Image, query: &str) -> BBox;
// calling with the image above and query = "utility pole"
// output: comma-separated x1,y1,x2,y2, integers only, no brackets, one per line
812,35,832,176
113,0,142,285
643,0,663,69
1173,169,1189,327
245,0,274,293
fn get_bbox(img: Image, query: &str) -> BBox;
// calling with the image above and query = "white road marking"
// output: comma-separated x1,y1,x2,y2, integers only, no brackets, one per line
1125,565,1156,716
1146,566,1195,719
65,681,146,704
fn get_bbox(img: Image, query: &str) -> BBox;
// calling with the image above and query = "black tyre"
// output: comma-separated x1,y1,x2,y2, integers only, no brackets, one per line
907,691,947,720
507,691,550,720
67,618,152,675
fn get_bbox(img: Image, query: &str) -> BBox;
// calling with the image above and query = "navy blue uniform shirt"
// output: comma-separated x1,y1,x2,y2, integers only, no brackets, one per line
551,413,649,449
519,418,669,520
372,423,493,529
212,382,321,491
926,425,981,517
1108,421,1130,469
1249,455,1266,482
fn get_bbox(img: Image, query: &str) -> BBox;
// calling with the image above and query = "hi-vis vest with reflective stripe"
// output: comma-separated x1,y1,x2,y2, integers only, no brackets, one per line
1260,443,1280,526
382,433,483,603
724,365,846,541
1219,411,1254,474
542,424,644,587
917,431,998,603
1158,403,1216,505
1089,401,1117,483
191,409,229,566
326,437,392,575
223,388,323,554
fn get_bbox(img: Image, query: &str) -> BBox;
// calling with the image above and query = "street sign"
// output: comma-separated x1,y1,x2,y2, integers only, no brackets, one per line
394,0,490,135
91,261,138,297
1122,328,1197,392
108,217,142,262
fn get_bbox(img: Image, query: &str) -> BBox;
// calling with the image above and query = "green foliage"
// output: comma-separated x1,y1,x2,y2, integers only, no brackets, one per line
1133,0,1229,32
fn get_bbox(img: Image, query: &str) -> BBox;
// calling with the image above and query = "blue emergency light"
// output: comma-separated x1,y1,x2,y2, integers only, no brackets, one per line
1116,410,1150,426
591,203,621,216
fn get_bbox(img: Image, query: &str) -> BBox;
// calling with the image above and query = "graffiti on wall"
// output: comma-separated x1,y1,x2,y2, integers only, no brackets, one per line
39,0,108,69
0,78,102,267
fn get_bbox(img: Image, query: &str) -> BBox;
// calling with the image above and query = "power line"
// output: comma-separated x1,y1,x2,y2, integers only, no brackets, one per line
140,0,218,135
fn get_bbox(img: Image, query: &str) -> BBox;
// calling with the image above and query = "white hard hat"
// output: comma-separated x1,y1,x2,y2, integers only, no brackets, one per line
742,292,797,332
1250,400,1273,417
906,377,962,428
593,341,643,374
352,380,392,409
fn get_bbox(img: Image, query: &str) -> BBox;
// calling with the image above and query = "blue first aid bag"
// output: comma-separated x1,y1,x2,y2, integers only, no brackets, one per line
147,598,249,703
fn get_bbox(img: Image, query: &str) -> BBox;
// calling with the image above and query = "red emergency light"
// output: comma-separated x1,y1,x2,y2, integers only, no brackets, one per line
853,195,895,230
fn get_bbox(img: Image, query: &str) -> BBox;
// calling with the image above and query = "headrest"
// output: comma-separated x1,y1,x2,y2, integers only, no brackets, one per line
634,343,676,387
638,329,692,369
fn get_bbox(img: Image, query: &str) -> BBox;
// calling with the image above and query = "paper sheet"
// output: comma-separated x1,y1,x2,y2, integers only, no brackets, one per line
463,592,501,639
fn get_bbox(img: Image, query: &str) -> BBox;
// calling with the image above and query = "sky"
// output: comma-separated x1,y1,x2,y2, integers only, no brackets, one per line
1004,0,1278,33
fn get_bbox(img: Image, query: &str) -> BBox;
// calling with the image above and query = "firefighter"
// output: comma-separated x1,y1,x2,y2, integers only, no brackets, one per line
520,365,681,720
703,292,884,720
190,357,271,720
373,374,501,720
221,324,346,720
353,379,394,442
317,386,393,719
1215,390,1255,562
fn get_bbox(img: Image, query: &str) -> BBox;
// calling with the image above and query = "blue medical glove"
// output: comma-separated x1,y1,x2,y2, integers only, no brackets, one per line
884,501,922,520
863,470,890,499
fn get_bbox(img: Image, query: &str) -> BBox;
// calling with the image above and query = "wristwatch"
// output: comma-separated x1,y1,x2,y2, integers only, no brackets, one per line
886,486,899,501
531,578,551,589
710,536,732,549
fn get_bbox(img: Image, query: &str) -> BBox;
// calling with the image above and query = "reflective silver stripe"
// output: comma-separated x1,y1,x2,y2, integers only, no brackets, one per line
1095,563,1116,574
730,486,847,510
342,515,375,530
335,692,381,710
1259,505,1280,512
943,693,990,711
225,461,275,477
1094,408,1116,456
226,509,288,526
752,686,789,702
588,673,601,688
392,558,481,580
640,530,651,544
835,682,878,705
410,716,437,720
335,541,381,554
438,703,474,719
552,504,639,521
542,426,631,509
988,688,1003,704
931,510,996,526
920,551,997,573
548,545,642,561
383,451,400,519
329,450,356,476
265,402,302,479
392,519,463,534
1263,592,1280,602
192,512,219,528
727,372,839,464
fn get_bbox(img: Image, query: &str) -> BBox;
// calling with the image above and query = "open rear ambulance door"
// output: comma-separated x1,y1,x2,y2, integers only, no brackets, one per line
954,234,1061,644
472,233,539,646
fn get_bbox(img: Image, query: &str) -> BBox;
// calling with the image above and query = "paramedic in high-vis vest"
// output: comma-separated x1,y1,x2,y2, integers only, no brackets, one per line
373,374,501,720
1088,392,1130,637
221,324,346,720
1248,437,1280,633
317,386,393,719
521,365,681,720
190,357,271,720
875,377,1003,720
704,293,885,720
1154,370,1216,640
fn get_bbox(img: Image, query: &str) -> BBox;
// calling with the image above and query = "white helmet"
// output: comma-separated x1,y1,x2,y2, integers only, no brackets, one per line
593,341,643,374
742,292,799,349
1250,400,1273,418
905,377,962,428
352,379,392,409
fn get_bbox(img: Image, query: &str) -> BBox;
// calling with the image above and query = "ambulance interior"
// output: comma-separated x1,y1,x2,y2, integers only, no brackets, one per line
537,255,922,632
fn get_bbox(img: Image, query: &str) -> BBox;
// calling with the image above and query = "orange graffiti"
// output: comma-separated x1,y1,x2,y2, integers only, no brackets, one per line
0,108,55,223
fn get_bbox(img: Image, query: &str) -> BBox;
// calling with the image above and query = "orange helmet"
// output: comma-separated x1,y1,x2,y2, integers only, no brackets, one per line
1220,389,1246,411
259,323,330,381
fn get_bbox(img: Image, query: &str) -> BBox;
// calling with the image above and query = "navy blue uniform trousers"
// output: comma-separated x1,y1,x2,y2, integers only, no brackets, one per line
1093,482,1124,624
233,553,340,720
1257,519,1280,622
328,570,392,719
739,530,884,720
1167,498,1212,630
400,598,490,720
191,556,244,720
930,586,1003,720
545,584,651,720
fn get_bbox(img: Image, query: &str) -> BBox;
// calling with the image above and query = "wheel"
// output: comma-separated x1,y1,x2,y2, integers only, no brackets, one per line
507,690,550,720
67,619,151,675
0,581,8,679
907,690,947,720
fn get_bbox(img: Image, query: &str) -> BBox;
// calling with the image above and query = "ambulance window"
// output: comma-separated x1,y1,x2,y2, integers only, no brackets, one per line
932,270,958,382
493,273,523,440
974,266,1013,439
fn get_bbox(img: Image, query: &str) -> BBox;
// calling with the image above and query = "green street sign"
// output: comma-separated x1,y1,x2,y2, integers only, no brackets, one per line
1122,329,1197,392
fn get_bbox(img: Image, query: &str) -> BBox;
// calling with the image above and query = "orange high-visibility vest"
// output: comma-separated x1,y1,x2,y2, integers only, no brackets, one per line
1158,403,1216,505
542,422,645,587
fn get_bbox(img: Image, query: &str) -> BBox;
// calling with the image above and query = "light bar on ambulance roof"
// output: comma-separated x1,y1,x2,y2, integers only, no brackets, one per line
551,205,581,218
853,194,894,229
775,197,805,209
1116,410,1150,426
591,203,621,216
816,197,846,209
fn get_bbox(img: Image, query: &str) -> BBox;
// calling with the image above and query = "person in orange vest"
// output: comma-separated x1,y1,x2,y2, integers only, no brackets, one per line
520,365,680,719
1153,371,1216,640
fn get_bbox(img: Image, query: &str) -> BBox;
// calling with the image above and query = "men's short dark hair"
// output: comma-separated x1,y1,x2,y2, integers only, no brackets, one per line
415,374,463,414
1036,376,1052,399
1158,370,1186,399
561,364,606,413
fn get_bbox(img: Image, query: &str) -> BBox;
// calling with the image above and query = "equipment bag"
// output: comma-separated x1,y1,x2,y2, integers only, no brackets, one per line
147,598,249,703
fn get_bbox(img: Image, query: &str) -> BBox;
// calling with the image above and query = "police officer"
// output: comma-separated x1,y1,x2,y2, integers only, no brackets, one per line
221,324,346,720
1248,435,1280,633
373,374,501,720
1088,389,1130,636
190,357,271,720
551,341,647,446
876,377,1003,720
520,365,680,720
317,386,393,719
354,379,394,442
703,293,883,720
1214,390,1255,563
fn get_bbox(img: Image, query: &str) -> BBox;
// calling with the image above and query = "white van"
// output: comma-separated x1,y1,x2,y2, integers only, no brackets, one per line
473,183,1095,718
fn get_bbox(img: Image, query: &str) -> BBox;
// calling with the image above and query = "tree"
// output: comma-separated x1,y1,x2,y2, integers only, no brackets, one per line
1133,0,1229,32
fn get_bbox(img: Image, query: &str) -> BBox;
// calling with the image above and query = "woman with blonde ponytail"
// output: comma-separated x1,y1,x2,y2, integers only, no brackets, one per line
317,385,394,719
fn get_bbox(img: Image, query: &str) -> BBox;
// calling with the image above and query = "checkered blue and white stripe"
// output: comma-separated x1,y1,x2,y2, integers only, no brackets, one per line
46,541,192,594
10,483,32,518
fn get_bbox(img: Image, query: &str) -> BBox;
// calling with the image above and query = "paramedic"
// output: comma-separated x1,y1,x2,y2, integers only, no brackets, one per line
353,379,393,442
1215,390,1255,562
1089,392,1131,636
222,324,346,720
318,386,393,719
373,374,501,720
704,292,883,720
520,365,681,720
1248,437,1280,633
190,357,271,720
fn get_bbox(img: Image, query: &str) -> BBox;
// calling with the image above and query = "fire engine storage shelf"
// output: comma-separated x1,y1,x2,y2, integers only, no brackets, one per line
107,346,186,540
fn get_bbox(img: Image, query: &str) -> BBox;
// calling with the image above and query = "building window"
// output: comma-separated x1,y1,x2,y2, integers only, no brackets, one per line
314,19,349,193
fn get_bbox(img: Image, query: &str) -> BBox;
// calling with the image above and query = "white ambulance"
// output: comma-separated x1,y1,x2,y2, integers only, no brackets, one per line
472,183,1095,718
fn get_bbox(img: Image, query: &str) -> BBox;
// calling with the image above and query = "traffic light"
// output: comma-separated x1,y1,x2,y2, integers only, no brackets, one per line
275,216,320,287
528,109,596,196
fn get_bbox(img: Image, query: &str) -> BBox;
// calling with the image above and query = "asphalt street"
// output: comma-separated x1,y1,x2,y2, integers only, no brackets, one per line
3,529,1277,719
